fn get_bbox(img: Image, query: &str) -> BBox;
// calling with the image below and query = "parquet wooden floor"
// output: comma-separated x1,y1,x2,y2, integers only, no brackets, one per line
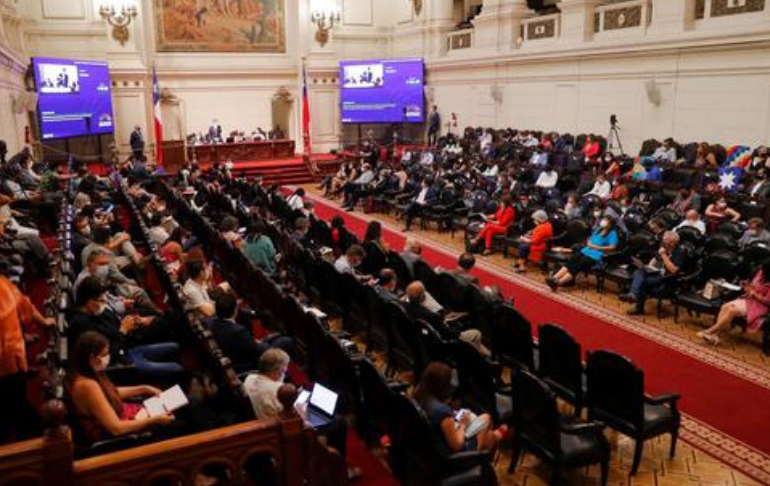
306,185,769,486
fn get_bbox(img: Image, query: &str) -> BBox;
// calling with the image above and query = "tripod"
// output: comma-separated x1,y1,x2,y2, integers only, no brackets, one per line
607,124,624,155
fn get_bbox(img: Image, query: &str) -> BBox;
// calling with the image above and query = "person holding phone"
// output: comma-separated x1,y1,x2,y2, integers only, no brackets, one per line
413,362,503,456
698,260,770,346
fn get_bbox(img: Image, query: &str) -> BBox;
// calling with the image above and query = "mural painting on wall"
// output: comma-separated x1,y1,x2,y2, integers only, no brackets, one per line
154,0,285,52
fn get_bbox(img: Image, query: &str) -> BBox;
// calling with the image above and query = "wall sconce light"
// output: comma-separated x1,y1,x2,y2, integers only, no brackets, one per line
408,0,423,17
310,7,341,47
99,2,137,46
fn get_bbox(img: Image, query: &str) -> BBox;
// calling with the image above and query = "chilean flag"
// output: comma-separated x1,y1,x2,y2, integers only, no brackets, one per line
302,60,312,156
152,65,164,166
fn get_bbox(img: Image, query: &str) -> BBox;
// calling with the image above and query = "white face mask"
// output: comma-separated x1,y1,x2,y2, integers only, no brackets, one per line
94,264,109,280
599,220,609,229
95,354,110,371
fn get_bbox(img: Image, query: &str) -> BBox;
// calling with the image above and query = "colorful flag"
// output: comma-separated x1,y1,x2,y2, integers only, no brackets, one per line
152,65,164,166
302,60,312,156
718,166,743,193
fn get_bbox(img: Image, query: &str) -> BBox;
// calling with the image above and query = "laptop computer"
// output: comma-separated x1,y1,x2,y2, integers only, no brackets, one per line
304,383,338,428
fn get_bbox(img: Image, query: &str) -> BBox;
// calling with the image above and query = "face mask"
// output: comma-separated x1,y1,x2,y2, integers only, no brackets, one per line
95,354,110,371
599,220,609,229
94,264,109,280
593,211,602,219
718,202,727,209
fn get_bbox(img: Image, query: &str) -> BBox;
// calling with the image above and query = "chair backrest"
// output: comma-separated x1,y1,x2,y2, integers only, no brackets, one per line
700,250,741,281
386,302,424,375
717,221,744,241
386,251,411,290
512,369,561,454
356,358,396,442
491,304,535,370
414,259,440,296
537,323,583,405
704,233,738,254
625,232,656,258
564,219,591,246
388,393,444,486
622,210,648,233
586,350,644,431
466,285,496,339
364,285,389,351
436,272,470,311
676,225,703,246
361,241,387,275
454,341,503,422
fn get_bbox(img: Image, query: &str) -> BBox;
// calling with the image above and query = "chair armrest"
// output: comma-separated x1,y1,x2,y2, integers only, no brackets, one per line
645,393,681,407
85,432,154,456
444,450,493,472
559,421,605,435
677,269,702,288
386,381,411,394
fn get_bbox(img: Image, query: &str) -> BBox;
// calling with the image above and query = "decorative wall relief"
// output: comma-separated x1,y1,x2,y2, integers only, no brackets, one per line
154,0,286,52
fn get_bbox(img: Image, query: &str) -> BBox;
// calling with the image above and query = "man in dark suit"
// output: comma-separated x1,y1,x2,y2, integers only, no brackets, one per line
747,172,770,199
446,253,480,285
129,125,144,159
206,292,269,374
403,178,439,231
374,268,399,303
427,105,441,147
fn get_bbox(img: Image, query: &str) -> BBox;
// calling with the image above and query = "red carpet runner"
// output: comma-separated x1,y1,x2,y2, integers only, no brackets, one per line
297,190,770,484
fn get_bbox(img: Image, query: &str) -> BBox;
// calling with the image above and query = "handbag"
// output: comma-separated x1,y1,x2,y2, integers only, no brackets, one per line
702,280,722,300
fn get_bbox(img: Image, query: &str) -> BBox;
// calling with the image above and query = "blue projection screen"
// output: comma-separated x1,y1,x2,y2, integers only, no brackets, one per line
33,57,115,140
340,58,425,124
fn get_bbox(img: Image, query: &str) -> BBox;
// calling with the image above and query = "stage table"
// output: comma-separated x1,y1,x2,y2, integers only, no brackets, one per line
189,139,296,165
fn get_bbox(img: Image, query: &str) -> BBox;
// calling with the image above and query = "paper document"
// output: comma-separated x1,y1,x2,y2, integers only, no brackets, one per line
143,385,189,417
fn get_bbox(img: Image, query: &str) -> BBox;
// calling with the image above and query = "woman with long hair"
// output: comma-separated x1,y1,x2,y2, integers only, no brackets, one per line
547,214,619,291
698,260,770,346
413,362,502,455
470,194,516,256
67,332,174,443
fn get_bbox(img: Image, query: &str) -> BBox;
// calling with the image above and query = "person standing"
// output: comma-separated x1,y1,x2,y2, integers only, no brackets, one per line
427,105,441,147
0,276,55,442
130,126,144,160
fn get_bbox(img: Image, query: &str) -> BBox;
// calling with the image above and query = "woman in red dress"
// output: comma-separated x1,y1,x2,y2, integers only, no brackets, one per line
471,195,516,256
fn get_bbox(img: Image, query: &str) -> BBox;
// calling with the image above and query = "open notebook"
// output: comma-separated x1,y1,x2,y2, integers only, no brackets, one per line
143,385,189,418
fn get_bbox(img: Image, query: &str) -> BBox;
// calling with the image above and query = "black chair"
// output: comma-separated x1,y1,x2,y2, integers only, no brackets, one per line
490,304,536,371
437,272,470,313
703,233,738,254
414,258,440,297
386,251,411,290
598,231,656,293
543,219,591,271
454,341,512,425
672,250,741,323
509,370,609,486
537,323,584,416
385,302,425,378
388,393,498,486
364,285,389,352
355,357,406,445
361,241,387,276
586,350,681,475
739,241,770,279
675,226,703,246
717,221,744,241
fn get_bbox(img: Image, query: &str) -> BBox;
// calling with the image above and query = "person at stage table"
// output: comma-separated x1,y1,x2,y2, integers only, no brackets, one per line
130,126,144,159
428,105,441,147
208,120,223,143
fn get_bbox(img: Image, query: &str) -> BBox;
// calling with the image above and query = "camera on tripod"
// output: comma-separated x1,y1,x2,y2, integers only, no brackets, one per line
610,114,619,129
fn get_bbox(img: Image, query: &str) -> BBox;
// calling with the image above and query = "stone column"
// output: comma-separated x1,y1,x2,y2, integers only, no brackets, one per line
558,0,602,43
649,0,696,35
422,0,457,58
473,0,532,51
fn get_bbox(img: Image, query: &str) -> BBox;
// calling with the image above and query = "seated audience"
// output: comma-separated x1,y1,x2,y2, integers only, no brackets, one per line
586,173,611,199
444,253,480,285
242,349,361,481
413,362,503,455
512,210,553,273
620,231,686,315
469,195,515,255
547,215,619,291
697,261,770,346
182,260,229,319
400,238,424,278
739,218,770,249
675,209,706,234
67,332,175,443
243,221,278,275
68,277,184,382
334,245,372,283
403,178,438,231
669,188,701,216
704,197,741,233
374,269,400,302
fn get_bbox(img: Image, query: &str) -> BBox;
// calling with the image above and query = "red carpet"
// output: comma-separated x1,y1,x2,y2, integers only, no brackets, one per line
298,190,770,484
